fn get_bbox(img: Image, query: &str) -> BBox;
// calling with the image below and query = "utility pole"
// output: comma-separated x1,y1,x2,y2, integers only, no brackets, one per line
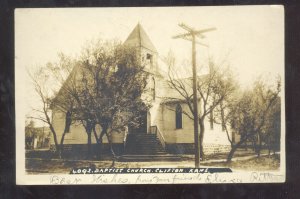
173,23,215,168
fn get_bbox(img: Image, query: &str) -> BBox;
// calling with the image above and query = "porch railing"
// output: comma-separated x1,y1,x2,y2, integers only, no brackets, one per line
149,125,166,149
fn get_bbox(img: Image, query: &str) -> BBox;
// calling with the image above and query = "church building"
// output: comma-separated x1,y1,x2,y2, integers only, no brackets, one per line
51,23,234,156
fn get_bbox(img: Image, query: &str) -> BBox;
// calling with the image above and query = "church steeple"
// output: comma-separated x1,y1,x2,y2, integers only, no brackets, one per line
124,23,158,74
124,23,157,53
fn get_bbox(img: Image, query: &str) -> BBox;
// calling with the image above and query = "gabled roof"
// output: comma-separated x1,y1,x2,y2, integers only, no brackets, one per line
124,23,157,53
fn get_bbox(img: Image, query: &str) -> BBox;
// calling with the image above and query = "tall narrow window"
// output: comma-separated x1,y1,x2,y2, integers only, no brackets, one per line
175,104,183,129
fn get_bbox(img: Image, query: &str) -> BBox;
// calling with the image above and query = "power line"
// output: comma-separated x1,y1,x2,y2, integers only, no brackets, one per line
173,22,216,168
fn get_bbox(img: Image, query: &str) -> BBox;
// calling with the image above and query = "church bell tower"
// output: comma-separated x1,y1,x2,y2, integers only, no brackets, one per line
123,23,158,74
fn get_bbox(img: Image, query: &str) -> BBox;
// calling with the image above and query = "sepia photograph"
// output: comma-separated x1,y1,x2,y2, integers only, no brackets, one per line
15,6,285,184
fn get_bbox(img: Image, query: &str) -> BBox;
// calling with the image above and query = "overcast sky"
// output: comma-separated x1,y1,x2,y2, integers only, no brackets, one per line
15,6,284,125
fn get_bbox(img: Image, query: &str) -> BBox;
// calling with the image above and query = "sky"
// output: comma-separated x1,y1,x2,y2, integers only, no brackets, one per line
15,6,284,126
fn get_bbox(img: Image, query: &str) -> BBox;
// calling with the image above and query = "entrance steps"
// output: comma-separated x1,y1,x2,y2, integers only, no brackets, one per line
124,133,166,155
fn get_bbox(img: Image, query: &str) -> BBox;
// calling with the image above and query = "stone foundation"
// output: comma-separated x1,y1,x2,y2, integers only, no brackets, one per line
49,143,231,157
166,143,231,155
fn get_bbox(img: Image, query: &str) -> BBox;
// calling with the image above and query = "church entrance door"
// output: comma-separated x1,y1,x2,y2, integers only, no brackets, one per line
129,110,150,134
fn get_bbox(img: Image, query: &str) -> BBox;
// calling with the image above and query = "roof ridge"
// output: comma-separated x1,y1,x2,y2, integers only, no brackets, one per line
123,23,157,53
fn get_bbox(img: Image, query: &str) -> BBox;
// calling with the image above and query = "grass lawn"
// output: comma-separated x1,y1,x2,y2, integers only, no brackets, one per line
201,155,280,171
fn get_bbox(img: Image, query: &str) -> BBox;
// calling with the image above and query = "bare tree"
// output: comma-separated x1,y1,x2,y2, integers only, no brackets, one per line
252,78,281,157
213,98,238,148
226,77,281,162
166,54,236,159
196,61,237,158
25,120,36,149
67,39,150,160
28,54,76,158
262,97,281,156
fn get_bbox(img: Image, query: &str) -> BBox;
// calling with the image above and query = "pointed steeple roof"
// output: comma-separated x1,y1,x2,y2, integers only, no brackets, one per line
124,23,157,53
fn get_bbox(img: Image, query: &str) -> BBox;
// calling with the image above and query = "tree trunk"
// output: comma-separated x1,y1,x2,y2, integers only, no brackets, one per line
257,139,262,158
59,111,72,158
48,111,72,159
199,119,205,159
105,131,116,167
96,125,107,159
87,129,92,159
224,127,233,148
231,130,235,145
92,126,100,159
49,124,61,158
257,133,262,158
227,139,245,162
83,121,95,159
59,132,67,158
93,126,100,144
267,137,271,157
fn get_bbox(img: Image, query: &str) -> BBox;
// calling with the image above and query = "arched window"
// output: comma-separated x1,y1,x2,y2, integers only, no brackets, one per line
175,104,183,129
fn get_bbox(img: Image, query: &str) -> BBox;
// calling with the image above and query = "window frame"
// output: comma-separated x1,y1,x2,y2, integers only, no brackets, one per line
175,104,183,129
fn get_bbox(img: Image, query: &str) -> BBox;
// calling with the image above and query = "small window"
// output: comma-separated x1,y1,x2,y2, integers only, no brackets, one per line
175,104,183,129
146,53,152,60
146,53,153,67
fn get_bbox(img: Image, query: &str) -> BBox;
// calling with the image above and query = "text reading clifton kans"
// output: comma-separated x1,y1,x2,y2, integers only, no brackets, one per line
70,168,232,174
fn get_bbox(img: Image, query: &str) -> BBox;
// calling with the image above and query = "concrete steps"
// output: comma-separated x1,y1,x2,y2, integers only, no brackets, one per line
125,133,167,155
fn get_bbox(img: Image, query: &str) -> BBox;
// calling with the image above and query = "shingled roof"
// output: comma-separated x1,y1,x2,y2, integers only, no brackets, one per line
123,23,157,53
